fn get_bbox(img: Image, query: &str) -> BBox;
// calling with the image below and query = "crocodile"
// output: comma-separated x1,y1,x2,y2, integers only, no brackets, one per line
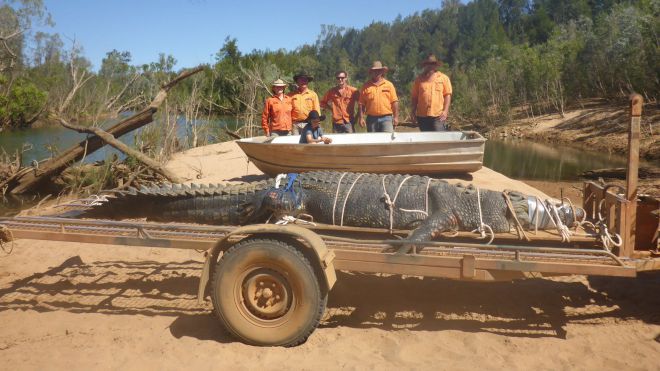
84,171,582,249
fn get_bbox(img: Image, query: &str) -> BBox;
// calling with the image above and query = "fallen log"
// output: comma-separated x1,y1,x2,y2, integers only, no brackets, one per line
57,117,183,183
579,166,659,180
3,66,203,194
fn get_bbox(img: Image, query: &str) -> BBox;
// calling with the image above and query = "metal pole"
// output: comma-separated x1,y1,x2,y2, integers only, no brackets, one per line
624,94,642,256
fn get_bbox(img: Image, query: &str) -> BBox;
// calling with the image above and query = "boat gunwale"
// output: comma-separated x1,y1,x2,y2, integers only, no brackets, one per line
237,131,486,147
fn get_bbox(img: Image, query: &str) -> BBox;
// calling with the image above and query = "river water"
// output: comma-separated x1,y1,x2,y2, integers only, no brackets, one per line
0,121,635,215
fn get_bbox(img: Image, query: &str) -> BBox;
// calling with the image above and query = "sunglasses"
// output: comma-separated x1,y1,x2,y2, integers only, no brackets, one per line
336,76,347,80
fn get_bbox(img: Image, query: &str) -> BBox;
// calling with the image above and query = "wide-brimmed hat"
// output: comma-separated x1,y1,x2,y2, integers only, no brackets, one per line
369,61,389,72
271,78,287,87
293,71,314,82
306,110,326,122
420,54,442,67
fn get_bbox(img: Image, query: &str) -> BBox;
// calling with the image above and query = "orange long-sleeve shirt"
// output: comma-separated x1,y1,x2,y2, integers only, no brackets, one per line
289,89,320,122
320,85,359,123
359,79,398,116
411,71,452,117
261,95,293,134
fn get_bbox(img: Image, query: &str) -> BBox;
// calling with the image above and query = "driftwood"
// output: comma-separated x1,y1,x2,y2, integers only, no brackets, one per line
57,117,183,183
579,167,659,180
3,66,203,194
224,128,243,140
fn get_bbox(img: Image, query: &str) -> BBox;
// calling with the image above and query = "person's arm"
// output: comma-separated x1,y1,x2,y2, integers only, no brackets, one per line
313,92,321,112
320,90,332,119
359,104,366,127
440,94,451,121
348,89,358,123
305,132,318,144
261,99,270,136
410,79,419,123
390,83,399,127
440,75,452,121
358,88,366,127
392,101,399,127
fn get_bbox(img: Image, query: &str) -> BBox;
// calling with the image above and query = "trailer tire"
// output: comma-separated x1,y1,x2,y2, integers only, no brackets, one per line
211,238,326,346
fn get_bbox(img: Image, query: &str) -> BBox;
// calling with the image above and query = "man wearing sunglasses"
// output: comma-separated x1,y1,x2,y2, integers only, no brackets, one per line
320,70,359,133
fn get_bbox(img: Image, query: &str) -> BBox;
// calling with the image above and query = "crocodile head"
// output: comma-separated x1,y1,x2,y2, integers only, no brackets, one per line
259,187,306,219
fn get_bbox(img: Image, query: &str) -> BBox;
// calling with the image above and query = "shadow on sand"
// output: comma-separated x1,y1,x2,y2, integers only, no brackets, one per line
1,257,658,343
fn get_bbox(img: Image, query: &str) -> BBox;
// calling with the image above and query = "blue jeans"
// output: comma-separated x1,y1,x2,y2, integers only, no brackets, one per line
270,130,290,137
417,116,448,131
366,115,393,133
333,120,354,133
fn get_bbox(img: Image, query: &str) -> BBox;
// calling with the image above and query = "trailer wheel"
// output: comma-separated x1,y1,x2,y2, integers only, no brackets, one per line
211,238,326,346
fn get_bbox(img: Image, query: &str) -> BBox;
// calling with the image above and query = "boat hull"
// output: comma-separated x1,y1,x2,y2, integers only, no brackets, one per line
237,131,486,176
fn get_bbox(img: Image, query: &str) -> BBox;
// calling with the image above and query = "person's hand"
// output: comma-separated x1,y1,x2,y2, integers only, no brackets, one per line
439,111,448,121
359,117,366,128
266,132,271,137
409,114,417,124
323,137,332,144
393,116,399,127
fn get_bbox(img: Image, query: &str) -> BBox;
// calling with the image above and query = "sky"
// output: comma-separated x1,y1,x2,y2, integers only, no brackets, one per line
36,0,444,70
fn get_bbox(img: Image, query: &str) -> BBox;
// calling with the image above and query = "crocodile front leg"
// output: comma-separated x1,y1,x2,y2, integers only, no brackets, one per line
397,209,458,254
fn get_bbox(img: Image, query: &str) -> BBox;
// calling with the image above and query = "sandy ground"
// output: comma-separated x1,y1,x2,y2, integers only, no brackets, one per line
1,140,659,370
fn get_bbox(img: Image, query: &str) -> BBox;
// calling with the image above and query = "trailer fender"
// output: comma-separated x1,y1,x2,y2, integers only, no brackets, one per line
197,224,336,303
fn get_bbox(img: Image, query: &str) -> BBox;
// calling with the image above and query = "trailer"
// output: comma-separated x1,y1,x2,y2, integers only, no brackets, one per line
0,95,656,346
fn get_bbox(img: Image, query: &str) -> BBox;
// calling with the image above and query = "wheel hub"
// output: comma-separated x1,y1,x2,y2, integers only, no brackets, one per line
242,269,291,320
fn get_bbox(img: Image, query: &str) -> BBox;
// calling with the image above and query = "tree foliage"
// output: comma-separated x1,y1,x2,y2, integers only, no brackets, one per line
0,0,657,129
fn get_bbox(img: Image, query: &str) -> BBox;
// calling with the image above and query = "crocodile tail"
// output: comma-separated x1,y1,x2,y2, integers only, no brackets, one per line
81,181,271,225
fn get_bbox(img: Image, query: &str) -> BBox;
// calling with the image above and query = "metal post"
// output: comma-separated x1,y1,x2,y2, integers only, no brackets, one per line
623,94,642,256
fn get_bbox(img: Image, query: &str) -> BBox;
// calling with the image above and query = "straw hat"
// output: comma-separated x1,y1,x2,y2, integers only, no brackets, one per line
420,54,442,67
369,61,389,72
271,78,287,87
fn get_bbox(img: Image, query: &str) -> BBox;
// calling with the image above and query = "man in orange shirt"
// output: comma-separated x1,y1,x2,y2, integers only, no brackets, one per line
320,70,359,133
261,78,292,136
289,71,321,135
358,61,399,133
410,54,453,131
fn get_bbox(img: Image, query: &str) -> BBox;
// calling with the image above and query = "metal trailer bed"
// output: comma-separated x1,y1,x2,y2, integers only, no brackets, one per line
1,213,657,346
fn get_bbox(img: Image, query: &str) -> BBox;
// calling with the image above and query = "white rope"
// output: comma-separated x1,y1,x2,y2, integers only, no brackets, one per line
275,215,317,226
56,194,110,207
381,175,429,233
399,177,432,216
546,200,571,243
470,187,495,244
593,198,622,251
339,173,365,226
332,172,349,225
274,173,287,189
533,197,540,234
424,178,432,215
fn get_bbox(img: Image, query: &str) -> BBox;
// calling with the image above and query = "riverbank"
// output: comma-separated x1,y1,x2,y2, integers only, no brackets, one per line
490,99,659,161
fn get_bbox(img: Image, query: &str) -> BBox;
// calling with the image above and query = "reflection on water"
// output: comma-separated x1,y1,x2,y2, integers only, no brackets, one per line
0,116,239,166
484,139,629,181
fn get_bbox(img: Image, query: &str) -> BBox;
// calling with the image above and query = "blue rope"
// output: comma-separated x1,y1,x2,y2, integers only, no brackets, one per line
284,173,298,192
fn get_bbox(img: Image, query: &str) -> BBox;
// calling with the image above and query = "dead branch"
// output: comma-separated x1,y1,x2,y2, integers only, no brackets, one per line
58,42,94,115
57,117,183,183
5,66,204,194
105,73,140,112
